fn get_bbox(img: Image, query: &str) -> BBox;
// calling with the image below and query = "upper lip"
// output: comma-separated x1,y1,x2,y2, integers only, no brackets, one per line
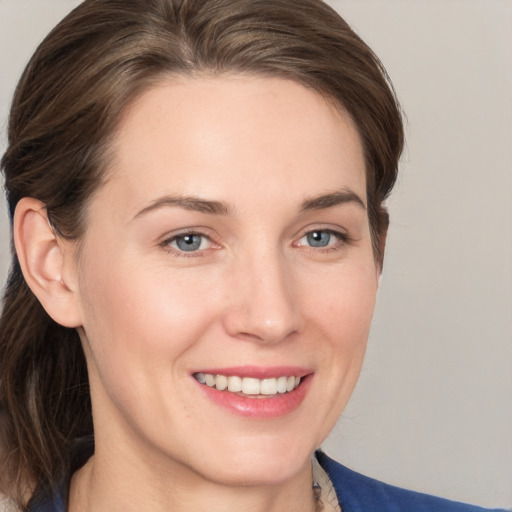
192,366,312,379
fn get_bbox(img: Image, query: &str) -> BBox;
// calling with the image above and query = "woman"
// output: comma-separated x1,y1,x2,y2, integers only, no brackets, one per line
0,0,508,511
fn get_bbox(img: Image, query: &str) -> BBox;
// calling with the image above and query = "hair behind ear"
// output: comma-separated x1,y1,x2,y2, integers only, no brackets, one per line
375,207,389,272
0,263,92,505
1,199,91,503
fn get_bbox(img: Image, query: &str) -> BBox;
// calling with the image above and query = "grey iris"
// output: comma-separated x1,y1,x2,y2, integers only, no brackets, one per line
176,234,202,251
307,231,330,247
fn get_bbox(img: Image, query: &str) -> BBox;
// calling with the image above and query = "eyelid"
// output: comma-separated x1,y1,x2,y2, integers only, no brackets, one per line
294,224,349,241
293,226,351,251
159,228,220,256
157,224,351,256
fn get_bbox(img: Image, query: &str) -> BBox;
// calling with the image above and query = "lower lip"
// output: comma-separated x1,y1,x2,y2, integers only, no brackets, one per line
195,374,313,419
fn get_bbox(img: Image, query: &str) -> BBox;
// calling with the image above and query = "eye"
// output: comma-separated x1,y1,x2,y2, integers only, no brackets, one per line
296,229,344,249
166,233,212,252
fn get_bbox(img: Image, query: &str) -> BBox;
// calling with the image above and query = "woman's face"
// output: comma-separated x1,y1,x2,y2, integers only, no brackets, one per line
73,75,379,486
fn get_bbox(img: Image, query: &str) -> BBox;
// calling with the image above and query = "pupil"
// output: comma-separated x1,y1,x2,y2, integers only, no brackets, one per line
177,234,201,251
307,231,330,247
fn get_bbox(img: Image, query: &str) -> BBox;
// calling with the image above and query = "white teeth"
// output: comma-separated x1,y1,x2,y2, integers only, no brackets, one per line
227,375,242,392
276,376,288,393
195,373,302,396
261,378,277,395
242,377,260,395
216,374,228,391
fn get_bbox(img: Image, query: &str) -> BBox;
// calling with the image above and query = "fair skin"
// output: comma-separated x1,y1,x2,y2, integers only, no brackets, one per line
15,75,382,512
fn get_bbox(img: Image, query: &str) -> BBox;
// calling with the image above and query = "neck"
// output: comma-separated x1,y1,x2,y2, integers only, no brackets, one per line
69,446,316,512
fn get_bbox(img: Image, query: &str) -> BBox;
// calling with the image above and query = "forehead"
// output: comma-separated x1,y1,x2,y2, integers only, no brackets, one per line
103,75,366,215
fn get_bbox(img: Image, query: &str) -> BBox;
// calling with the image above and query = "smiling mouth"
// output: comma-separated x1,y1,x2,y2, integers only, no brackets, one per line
193,373,302,397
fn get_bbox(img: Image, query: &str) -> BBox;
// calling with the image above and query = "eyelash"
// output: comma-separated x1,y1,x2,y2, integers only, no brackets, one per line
293,228,350,253
160,228,350,257
160,231,217,257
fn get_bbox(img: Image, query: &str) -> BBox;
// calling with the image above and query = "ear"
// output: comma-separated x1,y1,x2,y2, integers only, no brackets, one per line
13,198,82,328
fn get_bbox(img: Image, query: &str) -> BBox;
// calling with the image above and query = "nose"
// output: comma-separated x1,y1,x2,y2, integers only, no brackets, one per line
222,250,301,344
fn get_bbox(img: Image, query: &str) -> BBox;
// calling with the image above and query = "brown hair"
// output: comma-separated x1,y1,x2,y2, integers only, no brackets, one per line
0,0,403,507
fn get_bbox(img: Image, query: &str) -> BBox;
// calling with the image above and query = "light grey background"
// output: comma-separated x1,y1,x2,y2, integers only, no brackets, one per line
1,0,511,508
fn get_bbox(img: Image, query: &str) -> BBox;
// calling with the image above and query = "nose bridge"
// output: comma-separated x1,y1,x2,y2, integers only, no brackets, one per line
224,242,299,343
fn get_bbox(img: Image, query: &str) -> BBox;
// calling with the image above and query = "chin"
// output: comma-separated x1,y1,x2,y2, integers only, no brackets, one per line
178,430,319,488
198,453,311,488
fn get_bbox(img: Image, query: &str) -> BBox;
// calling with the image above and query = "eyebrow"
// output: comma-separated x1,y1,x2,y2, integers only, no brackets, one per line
300,189,366,212
133,188,365,220
134,195,231,219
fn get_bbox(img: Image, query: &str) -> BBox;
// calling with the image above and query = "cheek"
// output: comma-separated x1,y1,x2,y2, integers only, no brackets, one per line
308,259,377,387
305,259,378,342
77,257,223,378
293,259,377,444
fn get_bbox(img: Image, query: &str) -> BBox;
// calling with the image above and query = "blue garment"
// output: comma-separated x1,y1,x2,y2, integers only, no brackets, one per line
316,451,509,512
28,441,508,511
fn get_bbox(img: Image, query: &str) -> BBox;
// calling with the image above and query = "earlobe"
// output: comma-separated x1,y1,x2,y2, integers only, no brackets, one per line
13,197,82,328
